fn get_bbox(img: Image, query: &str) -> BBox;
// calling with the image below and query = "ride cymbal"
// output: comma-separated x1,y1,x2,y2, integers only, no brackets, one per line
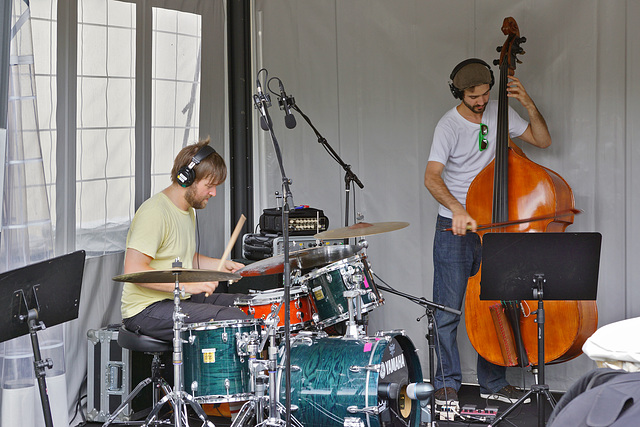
237,244,361,277
113,269,241,283
314,221,409,240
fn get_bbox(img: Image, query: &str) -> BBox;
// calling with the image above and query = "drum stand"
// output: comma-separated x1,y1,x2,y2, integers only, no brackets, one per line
144,262,214,427
344,289,366,339
231,311,303,427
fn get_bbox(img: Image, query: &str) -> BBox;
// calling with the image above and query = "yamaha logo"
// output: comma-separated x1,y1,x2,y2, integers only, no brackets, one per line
379,353,406,380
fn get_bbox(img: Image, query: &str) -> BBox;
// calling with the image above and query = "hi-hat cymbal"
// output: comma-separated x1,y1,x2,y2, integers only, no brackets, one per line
237,244,361,277
314,221,409,240
113,269,241,283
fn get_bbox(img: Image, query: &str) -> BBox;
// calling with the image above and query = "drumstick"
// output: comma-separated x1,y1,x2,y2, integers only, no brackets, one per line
216,214,246,271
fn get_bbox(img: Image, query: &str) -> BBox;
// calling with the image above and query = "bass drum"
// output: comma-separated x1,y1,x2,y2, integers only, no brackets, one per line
278,331,423,427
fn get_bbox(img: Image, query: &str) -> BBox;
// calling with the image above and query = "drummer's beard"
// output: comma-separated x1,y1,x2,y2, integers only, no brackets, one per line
185,186,210,210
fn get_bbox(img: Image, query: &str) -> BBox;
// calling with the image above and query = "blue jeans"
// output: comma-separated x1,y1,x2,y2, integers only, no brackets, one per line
432,215,508,394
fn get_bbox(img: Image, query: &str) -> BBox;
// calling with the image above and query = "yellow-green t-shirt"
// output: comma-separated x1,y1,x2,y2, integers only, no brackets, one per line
121,192,196,319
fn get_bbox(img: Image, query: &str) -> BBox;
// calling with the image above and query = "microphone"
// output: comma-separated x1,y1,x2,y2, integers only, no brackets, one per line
278,81,297,129
255,78,272,131
405,382,434,401
377,382,400,400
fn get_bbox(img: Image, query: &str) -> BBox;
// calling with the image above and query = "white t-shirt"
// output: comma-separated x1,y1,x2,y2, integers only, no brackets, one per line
428,100,529,218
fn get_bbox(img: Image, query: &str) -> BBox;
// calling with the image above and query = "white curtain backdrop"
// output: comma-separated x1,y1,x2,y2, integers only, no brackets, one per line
0,0,64,425
252,0,640,390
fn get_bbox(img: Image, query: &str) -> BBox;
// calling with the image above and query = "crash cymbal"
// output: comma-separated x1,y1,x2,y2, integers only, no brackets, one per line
237,244,361,277
113,269,241,283
314,221,409,240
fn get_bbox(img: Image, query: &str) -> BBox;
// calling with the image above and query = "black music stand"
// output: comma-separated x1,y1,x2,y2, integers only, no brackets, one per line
0,250,86,427
480,232,601,427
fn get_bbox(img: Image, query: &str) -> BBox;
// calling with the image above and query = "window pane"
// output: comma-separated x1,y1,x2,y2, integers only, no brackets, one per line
151,8,201,194
30,0,57,228
77,0,135,256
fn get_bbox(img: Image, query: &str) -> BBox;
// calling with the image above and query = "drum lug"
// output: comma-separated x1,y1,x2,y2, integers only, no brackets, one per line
248,306,255,315
222,331,228,342
190,381,198,395
294,299,301,309
351,272,363,285
347,404,381,416
224,378,230,394
349,363,380,373
296,311,304,321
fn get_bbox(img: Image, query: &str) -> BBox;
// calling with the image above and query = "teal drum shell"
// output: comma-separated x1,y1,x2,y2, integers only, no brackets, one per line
303,254,384,329
182,319,262,403
278,331,423,427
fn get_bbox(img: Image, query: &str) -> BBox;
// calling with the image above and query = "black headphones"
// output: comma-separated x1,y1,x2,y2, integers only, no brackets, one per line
448,58,495,99
176,145,216,187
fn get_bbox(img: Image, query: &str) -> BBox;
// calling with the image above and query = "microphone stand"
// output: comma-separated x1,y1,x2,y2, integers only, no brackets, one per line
291,103,364,240
376,283,461,426
254,90,292,427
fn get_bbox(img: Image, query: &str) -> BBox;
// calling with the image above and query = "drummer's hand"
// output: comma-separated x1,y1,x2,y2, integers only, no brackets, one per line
221,259,244,273
183,281,219,296
451,209,476,236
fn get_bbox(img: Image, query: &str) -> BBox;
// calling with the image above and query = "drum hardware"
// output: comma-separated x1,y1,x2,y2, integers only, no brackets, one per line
347,404,384,416
348,363,380,373
228,309,304,427
140,258,215,427
343,289,366,338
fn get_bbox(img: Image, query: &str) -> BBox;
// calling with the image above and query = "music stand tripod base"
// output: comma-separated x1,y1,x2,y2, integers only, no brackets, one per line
480,232,601,427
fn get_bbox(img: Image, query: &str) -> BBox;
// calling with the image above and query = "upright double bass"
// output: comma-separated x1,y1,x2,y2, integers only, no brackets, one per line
464,18,597,366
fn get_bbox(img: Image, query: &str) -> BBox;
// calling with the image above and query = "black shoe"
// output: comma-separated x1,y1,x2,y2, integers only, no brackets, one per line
480,385,531,404
434,387,459,405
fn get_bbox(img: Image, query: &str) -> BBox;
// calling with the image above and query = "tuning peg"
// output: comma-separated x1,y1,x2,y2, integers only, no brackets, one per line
493,59,499,66
496,46,502,52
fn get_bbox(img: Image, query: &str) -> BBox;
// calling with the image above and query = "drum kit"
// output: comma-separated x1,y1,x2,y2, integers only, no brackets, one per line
113,221,430,427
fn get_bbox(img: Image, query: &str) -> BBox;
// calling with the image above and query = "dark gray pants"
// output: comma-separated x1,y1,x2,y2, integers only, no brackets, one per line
123,293,251,341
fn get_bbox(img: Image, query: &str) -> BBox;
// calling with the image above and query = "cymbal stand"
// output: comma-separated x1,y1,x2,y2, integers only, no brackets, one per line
144,260,213,427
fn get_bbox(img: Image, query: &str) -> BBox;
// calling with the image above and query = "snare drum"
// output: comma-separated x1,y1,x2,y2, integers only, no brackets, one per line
278,330,423,427
234,287,313,332
182,319,262,403
301,253,384,329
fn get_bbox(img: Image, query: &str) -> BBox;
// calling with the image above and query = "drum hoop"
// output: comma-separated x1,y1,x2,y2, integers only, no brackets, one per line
234,287,307,305
185,318,263,331
301,253,365,280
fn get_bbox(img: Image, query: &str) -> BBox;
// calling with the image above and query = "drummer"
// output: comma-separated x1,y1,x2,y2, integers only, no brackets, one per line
120,138,251,341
